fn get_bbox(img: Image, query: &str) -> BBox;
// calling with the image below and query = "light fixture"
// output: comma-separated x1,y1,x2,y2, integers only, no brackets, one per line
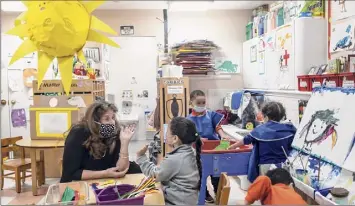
1,1,27,12
168,1,213,12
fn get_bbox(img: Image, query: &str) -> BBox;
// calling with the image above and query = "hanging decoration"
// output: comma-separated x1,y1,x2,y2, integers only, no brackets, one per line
6,1,119,95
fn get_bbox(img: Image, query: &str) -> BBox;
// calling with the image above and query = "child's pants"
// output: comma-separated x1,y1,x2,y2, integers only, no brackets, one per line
206,176,220,198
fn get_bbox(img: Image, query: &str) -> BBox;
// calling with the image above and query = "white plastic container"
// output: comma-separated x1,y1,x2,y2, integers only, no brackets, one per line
44,181,90,205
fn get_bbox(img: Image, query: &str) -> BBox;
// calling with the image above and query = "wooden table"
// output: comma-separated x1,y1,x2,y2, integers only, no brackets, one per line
16,139,65,196
86,174,165,205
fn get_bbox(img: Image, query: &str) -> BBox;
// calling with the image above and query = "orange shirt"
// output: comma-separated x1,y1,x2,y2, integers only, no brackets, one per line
245,176,307,205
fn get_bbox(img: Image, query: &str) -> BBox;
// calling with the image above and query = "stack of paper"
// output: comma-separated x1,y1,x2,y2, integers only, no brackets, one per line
171,40,220,75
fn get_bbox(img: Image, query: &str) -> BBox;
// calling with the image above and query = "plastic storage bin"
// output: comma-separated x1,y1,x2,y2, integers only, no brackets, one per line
339,72,355,88
94,184,144,205
44,182,89,205
297,75,311,91
310,74,339,89
246,22,253,40
197,139,253,205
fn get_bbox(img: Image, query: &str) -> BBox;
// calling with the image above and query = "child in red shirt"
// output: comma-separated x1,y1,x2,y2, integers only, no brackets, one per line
245,168,306,205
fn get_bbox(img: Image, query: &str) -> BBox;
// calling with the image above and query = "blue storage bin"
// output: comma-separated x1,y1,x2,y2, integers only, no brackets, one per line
197,140,252,205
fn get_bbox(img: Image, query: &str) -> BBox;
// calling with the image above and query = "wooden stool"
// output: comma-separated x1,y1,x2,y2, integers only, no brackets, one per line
215,173,231,205
1,136,44,193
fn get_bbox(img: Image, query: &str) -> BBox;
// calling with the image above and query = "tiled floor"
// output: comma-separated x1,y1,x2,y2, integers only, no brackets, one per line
0,140,254,205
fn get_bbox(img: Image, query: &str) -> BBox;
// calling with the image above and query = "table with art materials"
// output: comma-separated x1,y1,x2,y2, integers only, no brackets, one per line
16,138,65,196
44,174,165,205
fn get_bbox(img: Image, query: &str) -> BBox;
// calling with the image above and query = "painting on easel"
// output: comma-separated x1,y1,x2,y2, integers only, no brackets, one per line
292,88,355,167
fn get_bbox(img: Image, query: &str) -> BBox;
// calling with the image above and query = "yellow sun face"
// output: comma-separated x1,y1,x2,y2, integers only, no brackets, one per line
6,0,119,95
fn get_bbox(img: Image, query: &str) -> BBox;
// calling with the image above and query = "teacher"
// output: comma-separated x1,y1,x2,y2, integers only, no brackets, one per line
60,101,141,183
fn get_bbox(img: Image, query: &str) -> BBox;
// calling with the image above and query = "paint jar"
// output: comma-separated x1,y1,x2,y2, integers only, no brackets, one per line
295,169,308,182
329,187,349,205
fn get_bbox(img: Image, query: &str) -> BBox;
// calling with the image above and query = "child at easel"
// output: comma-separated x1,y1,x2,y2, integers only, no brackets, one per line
187,90,230,203
228,101,297,183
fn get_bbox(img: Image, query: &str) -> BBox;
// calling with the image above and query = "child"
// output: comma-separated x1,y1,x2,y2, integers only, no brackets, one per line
187,90,229,203
228,101,296,182
136,117,202,205
244,168,306,205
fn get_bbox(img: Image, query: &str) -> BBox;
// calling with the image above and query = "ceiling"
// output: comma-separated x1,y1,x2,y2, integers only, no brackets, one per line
1,1,270,12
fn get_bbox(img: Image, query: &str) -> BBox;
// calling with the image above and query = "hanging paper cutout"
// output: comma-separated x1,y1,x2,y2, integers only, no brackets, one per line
6,1,120,95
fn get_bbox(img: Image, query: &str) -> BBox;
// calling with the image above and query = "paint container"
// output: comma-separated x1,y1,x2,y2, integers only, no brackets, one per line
295,169,308,181
329,187,349,205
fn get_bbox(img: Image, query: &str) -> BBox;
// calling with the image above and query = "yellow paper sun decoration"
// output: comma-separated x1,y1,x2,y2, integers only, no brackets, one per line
6,1,119,95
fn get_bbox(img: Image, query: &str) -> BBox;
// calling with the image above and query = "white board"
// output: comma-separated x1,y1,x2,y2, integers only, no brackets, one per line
292,88,355,167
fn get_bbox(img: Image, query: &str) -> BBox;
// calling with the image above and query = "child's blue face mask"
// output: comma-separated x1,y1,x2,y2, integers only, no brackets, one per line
194,106,206,113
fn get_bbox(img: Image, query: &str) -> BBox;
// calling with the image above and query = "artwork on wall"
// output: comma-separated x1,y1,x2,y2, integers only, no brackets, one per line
22,68,37,88
348,54,355,72
166,94,183,119
292,88,355,167
83,47,100,63
250,45,257,63
258,37,266,52
331,0,355,21
216,60,239,73
276,25,292,50
279,49,290,70
11,108,27,127
258,51,265,75
330,19,355,53
264,31,276,51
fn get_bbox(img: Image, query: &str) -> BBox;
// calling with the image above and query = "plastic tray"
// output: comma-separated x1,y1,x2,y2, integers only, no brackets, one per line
44,181,89,205
201,139,253,154
94,184,145,205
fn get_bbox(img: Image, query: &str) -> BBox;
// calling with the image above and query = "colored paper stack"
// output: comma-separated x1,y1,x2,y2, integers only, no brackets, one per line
172,40,220,75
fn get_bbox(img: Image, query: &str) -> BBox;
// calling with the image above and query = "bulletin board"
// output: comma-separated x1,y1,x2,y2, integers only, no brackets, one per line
29,107,79,139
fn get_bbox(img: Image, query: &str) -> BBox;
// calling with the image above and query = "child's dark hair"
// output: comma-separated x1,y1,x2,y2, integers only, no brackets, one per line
190,90,205,101
262,101,286,122
170,117,202,189
265,168,294,186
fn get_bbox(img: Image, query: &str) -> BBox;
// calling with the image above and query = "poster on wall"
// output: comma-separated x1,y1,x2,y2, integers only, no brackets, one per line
275,25,292,50
331,0,355,21
292,88,355,167
330,19,355,53
258,37,266,52
250,45,257,63
258,51,265,75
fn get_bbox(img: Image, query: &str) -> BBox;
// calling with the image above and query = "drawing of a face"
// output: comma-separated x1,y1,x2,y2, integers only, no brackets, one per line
307,118,328,142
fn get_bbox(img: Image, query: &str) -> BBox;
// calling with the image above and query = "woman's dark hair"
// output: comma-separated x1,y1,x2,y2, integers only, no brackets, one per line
169,117,202,189
262,101,286,122
190,90,205,101
265,168,294,186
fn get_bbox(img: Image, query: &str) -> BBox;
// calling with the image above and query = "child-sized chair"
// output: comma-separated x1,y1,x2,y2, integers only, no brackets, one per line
215,173,231,205
1,136,44,193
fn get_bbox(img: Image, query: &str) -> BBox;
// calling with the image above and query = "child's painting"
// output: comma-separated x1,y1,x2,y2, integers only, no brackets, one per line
264,32,276,51
275,25,292,50
292,88,355,167
289,149,342,190
331,0,355,21
330,19,355,53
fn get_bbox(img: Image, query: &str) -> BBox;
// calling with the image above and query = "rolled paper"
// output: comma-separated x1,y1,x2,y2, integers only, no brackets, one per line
6,1,119,95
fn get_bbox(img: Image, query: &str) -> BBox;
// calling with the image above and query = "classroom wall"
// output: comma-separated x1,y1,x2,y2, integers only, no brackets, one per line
1,9,247,104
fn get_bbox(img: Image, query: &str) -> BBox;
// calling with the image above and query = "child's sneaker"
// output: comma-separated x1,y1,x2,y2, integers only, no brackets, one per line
205,194,214,203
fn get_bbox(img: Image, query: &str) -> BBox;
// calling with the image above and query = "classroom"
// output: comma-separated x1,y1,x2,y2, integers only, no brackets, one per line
1,0,355,205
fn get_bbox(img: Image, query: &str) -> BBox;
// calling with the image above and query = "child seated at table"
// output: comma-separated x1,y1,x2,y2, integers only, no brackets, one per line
244,168,306,205
228,101,296,182
136,117,202,205
187,90,230,203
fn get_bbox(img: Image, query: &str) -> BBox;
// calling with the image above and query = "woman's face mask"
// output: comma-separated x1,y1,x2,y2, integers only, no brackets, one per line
96,122,117,138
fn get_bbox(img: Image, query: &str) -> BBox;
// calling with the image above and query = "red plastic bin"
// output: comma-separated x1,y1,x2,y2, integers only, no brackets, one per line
338,72,355,88
297,75,311,91
310,74,339,89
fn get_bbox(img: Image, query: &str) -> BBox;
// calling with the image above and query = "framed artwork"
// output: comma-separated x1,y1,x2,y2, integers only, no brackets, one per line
348,54,355,72
250,45,257,63
83,47,100,63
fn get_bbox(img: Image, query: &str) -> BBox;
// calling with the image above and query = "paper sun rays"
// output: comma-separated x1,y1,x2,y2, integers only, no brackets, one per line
6,1,119,95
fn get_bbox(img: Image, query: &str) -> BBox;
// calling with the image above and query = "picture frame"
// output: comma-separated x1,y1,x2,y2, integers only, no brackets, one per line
250,45,257,63
348,54,355,72
83,47,100,63
120,25,134,35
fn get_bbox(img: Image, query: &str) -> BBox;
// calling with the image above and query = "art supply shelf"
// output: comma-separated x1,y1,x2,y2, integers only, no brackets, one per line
32,79,105,106
197,140,252,205
297,73,355,91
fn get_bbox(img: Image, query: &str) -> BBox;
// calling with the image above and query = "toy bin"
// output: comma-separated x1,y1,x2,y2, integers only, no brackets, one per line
297,75,311,91
339,72,355,88
93,184,145,205
44,182,89,205
197,139,253,205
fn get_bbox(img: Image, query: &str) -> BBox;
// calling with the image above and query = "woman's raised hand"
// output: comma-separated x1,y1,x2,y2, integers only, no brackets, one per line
119,124,136,142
